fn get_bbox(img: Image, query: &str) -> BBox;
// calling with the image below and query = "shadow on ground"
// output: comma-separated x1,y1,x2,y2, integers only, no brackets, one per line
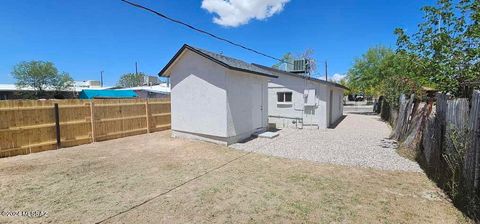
346,111,378,116
329,115,347,129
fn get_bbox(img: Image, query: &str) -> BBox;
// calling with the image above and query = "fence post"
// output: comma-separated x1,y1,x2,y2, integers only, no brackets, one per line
472,91,480,191
90,101,96,142
54,103,61,149
145,99,151,133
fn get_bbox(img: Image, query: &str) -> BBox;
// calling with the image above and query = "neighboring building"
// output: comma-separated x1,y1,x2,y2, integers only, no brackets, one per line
79,82,171,99
132,89,169,99
254,64,348,129
120,83,170,99
74,80,102,89
0,81,107,100
159,44,278,145
143,75,161,86
0,84,38,100
78,89,137,99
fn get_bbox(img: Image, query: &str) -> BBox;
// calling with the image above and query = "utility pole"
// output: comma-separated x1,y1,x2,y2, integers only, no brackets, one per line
100,71,104,87
325,60,328,81
135,62,138,75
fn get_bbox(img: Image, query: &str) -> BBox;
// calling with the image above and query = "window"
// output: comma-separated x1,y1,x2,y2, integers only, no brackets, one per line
277,92,292,103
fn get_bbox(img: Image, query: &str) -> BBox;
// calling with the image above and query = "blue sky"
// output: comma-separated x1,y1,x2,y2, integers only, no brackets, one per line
0,0,435,86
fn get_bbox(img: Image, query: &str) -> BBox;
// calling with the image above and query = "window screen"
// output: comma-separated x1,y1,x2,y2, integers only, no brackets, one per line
277,92,284,102
277,92,292,103
285,92,292,102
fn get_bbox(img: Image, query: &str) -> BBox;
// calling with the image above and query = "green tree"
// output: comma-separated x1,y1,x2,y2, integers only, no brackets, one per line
346,46,395,96
117,72,145,87
12,61,73,97
394,0,480,97
272,52,294,69
338,79,353,96
379,52,426,107
345,47,426,107
52,73,75,92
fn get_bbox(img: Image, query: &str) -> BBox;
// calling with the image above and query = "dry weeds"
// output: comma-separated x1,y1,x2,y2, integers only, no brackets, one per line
0,131,470,223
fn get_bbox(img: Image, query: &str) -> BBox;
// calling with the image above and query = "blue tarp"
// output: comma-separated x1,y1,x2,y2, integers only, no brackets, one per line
79,89,137,99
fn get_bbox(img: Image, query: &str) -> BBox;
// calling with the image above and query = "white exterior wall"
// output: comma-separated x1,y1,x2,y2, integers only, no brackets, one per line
268,72,344,129
226,70,269,143
167,50,269,145
330,87,345,125
169,51,229,141
268,75,307,127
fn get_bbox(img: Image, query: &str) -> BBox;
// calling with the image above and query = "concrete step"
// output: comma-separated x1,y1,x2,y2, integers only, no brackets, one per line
254,131,279,139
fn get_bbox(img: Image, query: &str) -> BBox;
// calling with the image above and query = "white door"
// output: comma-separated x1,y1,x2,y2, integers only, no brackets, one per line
252,83,263,129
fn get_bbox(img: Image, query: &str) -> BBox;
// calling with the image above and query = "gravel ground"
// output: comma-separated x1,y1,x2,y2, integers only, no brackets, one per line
231,105,421,172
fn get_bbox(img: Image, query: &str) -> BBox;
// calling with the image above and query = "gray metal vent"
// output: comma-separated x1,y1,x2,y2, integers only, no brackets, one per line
289,59,309,73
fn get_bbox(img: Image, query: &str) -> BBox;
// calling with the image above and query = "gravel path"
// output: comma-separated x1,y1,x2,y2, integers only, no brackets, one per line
231,106,421,172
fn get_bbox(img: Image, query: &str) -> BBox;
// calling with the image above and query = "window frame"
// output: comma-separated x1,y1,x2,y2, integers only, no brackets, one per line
277,92,293,104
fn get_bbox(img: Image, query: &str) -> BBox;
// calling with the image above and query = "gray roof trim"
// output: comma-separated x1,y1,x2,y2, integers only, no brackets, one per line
158,44,278,79
251,63,349,91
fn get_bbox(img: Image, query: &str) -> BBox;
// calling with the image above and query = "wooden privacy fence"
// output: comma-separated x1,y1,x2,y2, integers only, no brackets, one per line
390,91,480,218
466,91,480,192
0,98,171,158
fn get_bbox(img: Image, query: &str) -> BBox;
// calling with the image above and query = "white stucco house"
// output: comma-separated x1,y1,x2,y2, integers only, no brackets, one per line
253,64,348,129
159,44,278,145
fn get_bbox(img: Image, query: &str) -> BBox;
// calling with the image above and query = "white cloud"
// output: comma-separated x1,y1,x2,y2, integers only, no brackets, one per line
201,0,290,27
331,73,346,82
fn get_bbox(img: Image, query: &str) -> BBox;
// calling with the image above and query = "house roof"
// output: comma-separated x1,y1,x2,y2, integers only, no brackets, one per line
158,44,348,91
252,64,350,91
158,44,278,79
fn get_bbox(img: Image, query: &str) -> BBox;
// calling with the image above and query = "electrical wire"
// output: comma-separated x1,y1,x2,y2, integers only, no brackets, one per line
120,0,292,65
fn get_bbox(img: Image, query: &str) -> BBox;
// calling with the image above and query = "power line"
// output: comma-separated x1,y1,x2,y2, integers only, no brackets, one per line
95,150,253,223
120,0,291,65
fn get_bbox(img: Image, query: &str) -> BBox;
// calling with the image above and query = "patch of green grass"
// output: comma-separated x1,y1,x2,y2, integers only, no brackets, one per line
288,201,314,218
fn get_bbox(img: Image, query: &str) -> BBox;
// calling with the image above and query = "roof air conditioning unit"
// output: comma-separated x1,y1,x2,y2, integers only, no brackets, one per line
289,59,310,73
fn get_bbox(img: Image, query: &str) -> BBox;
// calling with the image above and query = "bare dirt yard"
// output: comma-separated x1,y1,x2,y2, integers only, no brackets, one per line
0,130,470,223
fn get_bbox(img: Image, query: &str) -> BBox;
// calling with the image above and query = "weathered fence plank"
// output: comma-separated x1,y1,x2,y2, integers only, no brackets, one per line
422,110,441,168
391,94,415,140
465,91,480,192
445,98,470,154
436,93,448,159
402,101,433,151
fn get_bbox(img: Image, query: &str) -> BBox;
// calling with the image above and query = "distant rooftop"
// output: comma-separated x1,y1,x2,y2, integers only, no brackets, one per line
0,81,110,92
119,83,170,93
